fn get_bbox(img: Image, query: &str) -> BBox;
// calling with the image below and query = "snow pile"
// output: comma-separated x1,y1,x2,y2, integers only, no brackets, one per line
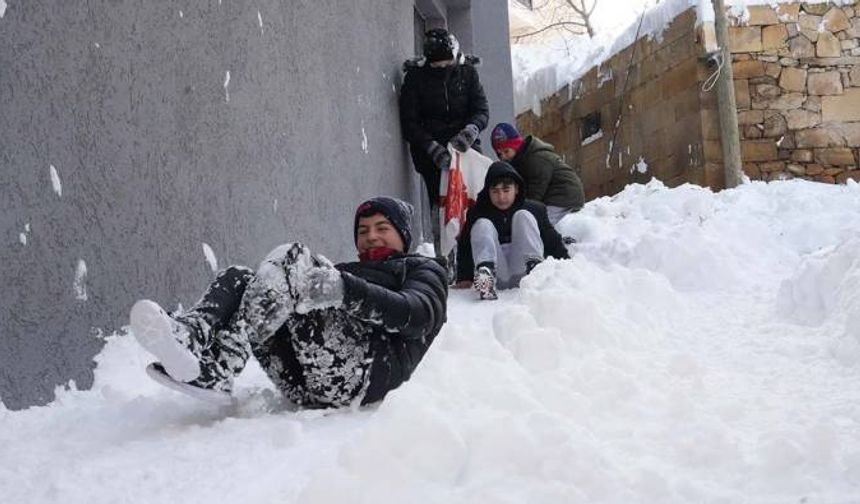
512,0,845,115
4,179,860,503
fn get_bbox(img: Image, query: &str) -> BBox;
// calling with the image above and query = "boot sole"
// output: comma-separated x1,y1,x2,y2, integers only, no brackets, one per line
146,363,234,407
130,300,200,382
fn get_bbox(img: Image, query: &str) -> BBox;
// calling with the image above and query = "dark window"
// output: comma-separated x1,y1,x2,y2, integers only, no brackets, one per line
581,112,602,141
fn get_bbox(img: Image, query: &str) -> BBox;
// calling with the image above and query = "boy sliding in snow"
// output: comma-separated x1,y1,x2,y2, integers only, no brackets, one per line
130,197,447,408
456,162,569,300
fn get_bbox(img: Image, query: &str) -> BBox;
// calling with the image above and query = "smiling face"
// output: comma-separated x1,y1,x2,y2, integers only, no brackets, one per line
356,213,405,254
488,182,519,211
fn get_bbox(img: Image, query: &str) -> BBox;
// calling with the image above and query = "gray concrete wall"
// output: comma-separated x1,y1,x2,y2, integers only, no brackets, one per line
470,0,516,150
0,0,414,410
0,0,512,410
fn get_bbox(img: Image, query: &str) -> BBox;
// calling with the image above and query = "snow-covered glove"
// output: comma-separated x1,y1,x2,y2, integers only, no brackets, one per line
450,124,479,152
295,265,344,315
427,141,451,171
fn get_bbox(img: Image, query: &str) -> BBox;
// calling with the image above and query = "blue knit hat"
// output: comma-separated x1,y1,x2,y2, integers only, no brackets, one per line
354,196,414,252
491,122,523,151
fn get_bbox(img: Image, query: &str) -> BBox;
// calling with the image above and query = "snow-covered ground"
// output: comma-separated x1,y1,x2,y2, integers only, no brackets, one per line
3,178,860,503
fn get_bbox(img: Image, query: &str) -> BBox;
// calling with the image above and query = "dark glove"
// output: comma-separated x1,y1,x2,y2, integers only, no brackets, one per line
450,124,480,152
427,141,451,171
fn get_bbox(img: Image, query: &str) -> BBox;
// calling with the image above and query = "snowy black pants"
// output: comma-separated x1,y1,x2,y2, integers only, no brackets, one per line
175,244,373,408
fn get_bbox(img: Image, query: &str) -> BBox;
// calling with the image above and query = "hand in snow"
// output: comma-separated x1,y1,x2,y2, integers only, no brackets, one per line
450,124,479,152
295,265,344,314
427,141,451,171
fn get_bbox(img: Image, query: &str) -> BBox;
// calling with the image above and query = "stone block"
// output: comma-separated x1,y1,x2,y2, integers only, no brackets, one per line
808,71,845,95
800,56,860,66
742,139,779,161
796,127,847,147
747,5,780,25
802,4,830,16
801,28,820,43
730,27,763,52
789,36,816,58
777,4,801,22
755,83,782,99
786,163,806,175
815,147,857,165
763,24,789,50
806,163,825,175
761,92,806,110
780,66,807,91
786,109,821,129
744,125,764,139
804,95,822,112
763,113,788,137
759,160,786,172
798,13,823,33
837,170,860,183
834,123,860,147
743,162,763,179
847,19,860,38
816,32,842,57
850,66,860,86
815,174,837,183
765,62,783,79
822,88,860,121
735,80,752,109
823,8,852,32
738,110,766,125
791,149,815,162
824,167,844,176
843,40,860,51
733,60,766,79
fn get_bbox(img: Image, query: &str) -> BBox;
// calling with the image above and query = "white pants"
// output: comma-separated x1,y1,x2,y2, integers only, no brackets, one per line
546,205,574,226
471,210,544,289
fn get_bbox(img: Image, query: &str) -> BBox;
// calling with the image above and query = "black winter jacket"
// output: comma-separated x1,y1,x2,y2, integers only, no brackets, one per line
338,253,448,404
510,136,585,210
399,56,490,175
456,162,570,282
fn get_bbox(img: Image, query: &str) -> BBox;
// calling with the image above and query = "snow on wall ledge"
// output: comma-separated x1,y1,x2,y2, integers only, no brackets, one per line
512,0,847,116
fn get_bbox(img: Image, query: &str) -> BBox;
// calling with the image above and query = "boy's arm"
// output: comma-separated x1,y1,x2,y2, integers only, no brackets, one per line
522,154,554,201
340,259,448,340
399,72,435,151
465,67,490,132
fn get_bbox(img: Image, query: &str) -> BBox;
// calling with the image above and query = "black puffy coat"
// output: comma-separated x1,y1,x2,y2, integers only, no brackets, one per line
338,253,448,404
456,162,570,282
399,56,489,197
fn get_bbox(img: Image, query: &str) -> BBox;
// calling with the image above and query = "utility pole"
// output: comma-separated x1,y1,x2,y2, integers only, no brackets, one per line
711,0,744,189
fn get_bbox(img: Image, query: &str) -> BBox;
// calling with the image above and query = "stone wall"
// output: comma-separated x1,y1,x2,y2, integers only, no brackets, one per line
726,2,860,183
516,1,860,201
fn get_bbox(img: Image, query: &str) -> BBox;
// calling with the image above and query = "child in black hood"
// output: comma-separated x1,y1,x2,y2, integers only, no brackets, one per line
456,162,570,300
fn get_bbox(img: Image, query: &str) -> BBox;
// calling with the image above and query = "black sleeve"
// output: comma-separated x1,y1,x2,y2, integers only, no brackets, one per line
399,71,435,152
465,66,489,132
534,203,570,259
341,258,448,340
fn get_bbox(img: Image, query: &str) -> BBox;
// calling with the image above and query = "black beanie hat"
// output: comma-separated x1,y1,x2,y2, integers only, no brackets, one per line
354,196,414,252
423,28,458,63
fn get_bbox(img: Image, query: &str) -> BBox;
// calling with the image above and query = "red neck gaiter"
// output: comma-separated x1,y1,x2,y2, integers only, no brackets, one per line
359,247,399,262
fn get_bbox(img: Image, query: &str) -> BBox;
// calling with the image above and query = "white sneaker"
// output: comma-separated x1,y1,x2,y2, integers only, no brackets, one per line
146,363,234,407
130,300,200,382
